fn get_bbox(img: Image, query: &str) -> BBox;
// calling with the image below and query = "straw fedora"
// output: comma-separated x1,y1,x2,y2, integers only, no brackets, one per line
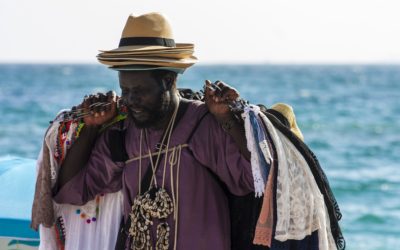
271,103,304,141
97,12,197,73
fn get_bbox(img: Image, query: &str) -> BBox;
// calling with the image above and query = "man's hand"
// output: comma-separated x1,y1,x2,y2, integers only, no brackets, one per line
204,80,250,160
204,80,239,119
79,91,119,127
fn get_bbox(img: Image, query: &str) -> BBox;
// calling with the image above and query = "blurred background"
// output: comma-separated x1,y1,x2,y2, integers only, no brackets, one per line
1,1,400,249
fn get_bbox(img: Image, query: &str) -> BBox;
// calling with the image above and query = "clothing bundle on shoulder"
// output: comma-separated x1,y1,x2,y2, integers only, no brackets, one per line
240,104,344,250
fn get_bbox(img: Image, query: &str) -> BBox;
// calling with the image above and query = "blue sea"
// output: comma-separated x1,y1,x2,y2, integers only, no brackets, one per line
1,64,399,249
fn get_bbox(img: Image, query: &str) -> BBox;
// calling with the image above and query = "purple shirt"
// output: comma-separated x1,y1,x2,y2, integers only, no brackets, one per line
54,100,254,249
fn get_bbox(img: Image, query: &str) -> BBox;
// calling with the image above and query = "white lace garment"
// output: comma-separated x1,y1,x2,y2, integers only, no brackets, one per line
37,114,124,250
242,107,337,250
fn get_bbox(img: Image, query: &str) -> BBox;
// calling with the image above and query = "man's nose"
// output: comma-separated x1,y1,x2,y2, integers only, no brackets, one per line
125,92,142,106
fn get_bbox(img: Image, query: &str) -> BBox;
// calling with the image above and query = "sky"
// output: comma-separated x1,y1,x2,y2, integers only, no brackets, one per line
1,0,400,64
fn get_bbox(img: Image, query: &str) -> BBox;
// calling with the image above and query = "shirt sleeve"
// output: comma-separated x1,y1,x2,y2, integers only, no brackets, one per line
189,114,254,196
53,129,124,205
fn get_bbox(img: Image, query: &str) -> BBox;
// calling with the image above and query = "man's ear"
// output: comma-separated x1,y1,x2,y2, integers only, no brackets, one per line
162,73,176,90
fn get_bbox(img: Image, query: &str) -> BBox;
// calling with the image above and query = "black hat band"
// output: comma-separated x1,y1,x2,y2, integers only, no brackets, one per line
119,37,176,47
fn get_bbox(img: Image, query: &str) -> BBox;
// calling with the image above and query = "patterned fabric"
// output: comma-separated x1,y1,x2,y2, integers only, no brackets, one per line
242,106,268,196
249,110,272,180
31,111,124,250
269,145,320,250
264,112,345,250
253,109,321,250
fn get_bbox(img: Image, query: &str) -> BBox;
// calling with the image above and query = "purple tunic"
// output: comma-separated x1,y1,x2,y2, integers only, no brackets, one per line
54,100,254,249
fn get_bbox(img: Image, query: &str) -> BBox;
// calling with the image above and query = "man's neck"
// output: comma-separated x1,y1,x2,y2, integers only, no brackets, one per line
152,92,179,131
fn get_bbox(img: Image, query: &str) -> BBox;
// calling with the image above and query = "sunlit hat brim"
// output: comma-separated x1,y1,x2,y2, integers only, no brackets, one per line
99,43,194,53
98,56,197,68
109,65,186,74
98,51,194,60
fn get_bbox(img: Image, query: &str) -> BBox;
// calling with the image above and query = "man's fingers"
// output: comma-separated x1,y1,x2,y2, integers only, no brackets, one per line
214,81,228,99
204,80,214,99
87,94,97,116
107,90,116,102
81,91,118,119
205,80,235,103
215,81,238,102
88,94,95,106
84,93,103,117
80,91,119,125
98,93,107,115
90,94,100,116
107,91,117,112
205,80,213,93
82,95,90,109
211,81,227,102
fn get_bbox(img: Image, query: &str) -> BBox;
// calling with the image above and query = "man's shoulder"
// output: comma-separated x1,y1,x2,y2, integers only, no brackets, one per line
184,99,215,122
186,99,207,112
182,99,223,131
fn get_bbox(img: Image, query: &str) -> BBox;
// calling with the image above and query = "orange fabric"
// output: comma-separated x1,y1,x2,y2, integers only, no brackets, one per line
253,159,275,247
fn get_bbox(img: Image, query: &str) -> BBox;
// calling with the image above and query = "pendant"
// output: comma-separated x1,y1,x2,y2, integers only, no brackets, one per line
156,222,170,250
129,187,174,250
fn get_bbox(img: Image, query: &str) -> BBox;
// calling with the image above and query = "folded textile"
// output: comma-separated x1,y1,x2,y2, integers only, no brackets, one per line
243,106,267,196
243,106,339,250
264,112,345,250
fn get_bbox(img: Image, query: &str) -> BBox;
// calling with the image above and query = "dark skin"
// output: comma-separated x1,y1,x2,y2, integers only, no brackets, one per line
57,71,250,189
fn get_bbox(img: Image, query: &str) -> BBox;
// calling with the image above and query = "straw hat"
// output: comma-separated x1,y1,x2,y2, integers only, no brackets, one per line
97,12,198,73
271,103,304,141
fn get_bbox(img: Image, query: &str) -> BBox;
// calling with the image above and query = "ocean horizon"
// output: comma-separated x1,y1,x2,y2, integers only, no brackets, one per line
1,63,399,249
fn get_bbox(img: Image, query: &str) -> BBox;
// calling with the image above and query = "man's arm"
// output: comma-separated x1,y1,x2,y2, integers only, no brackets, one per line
188,102,254,196
55,91,118,191
204,80,250,161
214,113,250,160
56,126,99,189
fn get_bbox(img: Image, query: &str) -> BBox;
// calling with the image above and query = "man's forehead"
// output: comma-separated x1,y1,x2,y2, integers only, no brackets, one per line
118,71,158,88
118,70,152,78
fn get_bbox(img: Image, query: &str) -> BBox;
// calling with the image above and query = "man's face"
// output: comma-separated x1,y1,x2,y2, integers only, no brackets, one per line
119,71,171,128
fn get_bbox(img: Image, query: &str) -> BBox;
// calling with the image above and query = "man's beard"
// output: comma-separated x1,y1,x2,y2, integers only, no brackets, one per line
128,92,170,129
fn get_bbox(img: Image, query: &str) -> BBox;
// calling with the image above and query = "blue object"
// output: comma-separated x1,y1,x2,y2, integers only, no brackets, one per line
0,156,39,247
249,110,271,182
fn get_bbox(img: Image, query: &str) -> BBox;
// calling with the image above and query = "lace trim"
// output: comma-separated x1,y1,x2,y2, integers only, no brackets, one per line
259,113,337,249
242,106,266,196
268,111,345,250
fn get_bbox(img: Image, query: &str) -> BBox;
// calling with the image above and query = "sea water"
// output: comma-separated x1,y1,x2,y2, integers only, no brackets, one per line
0,64,399,249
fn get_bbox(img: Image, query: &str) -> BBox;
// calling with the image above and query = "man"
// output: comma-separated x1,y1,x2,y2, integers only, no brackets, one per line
53,12,254,250
48,12,345,250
